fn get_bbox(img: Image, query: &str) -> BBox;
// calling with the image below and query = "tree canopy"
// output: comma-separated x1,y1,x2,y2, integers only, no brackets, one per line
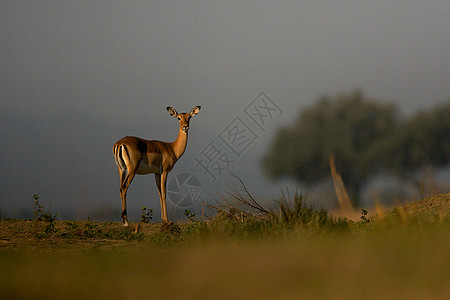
262,90,449,202
387,102,450,175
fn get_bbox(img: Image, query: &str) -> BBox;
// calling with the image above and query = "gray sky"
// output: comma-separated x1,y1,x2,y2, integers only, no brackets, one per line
1,1,449,220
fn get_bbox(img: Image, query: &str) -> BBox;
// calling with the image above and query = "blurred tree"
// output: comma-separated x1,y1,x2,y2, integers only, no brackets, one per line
262,90,399,205
263,91,450,205
388,100,450,176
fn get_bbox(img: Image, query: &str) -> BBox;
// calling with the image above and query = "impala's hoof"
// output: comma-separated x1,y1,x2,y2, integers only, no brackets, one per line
123,221,129,227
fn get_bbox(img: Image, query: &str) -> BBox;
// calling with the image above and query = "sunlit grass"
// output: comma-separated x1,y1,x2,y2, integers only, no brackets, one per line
0,192,448,299
1,224,449,299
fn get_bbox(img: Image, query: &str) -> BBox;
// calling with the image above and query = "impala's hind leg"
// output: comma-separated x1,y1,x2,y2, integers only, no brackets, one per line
115,144,136,227
119,169,136,227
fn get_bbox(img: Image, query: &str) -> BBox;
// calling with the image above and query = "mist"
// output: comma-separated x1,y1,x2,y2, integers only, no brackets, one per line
1,1,449,221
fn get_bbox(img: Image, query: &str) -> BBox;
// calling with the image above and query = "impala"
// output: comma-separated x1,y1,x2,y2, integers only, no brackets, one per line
113,106,201,226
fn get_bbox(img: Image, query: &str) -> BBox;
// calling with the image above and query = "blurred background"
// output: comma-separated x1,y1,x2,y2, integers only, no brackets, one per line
1,1,449,221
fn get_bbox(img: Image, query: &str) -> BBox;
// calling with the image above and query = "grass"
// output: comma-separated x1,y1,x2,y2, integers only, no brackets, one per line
0,192,449,299
1,225,448,299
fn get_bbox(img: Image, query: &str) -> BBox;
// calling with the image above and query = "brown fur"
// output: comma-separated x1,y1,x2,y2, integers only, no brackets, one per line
113,106,201,226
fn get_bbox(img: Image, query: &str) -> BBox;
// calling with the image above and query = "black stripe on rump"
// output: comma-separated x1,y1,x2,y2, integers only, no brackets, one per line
118,145,127,170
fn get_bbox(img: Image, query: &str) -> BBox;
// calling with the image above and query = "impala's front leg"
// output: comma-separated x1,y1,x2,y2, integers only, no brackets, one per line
160,171,169,223
155,173,163,218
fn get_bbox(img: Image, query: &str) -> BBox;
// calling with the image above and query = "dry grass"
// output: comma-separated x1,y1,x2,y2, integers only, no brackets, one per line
1,226,449,299
0,193,449,299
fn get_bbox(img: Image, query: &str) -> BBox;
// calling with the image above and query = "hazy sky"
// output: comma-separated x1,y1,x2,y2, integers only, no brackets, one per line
1,1,449,220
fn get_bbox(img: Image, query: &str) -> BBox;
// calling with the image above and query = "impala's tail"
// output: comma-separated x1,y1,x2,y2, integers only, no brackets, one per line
114,144,130,170
113,144,130,185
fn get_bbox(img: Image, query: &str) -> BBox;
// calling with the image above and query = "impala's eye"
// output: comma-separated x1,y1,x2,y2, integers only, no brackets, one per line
177,116,181,120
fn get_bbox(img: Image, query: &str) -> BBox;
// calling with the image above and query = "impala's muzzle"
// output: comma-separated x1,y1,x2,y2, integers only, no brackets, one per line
182,126,189,132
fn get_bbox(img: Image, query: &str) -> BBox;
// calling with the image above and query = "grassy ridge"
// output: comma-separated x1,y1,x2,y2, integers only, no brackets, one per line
1,226,449,299
0,193,449,299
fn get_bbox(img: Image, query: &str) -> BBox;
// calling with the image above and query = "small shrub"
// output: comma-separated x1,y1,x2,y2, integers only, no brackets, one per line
84,222,102,239
33,194,58,238
184,209,196,222
274,193,348,230
160,221,181,236
33,194,57,222
65,221,79,230
140,207,153,223
361,209,370,223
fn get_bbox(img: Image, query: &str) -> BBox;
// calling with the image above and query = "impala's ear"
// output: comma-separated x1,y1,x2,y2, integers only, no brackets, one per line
190,106,201,117
166,106,178,117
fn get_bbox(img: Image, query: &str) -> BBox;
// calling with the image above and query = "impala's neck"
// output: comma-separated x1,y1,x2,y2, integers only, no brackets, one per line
171,128,188,159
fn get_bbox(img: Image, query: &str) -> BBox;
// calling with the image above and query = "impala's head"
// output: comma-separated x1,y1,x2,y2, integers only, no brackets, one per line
166,106,201,132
